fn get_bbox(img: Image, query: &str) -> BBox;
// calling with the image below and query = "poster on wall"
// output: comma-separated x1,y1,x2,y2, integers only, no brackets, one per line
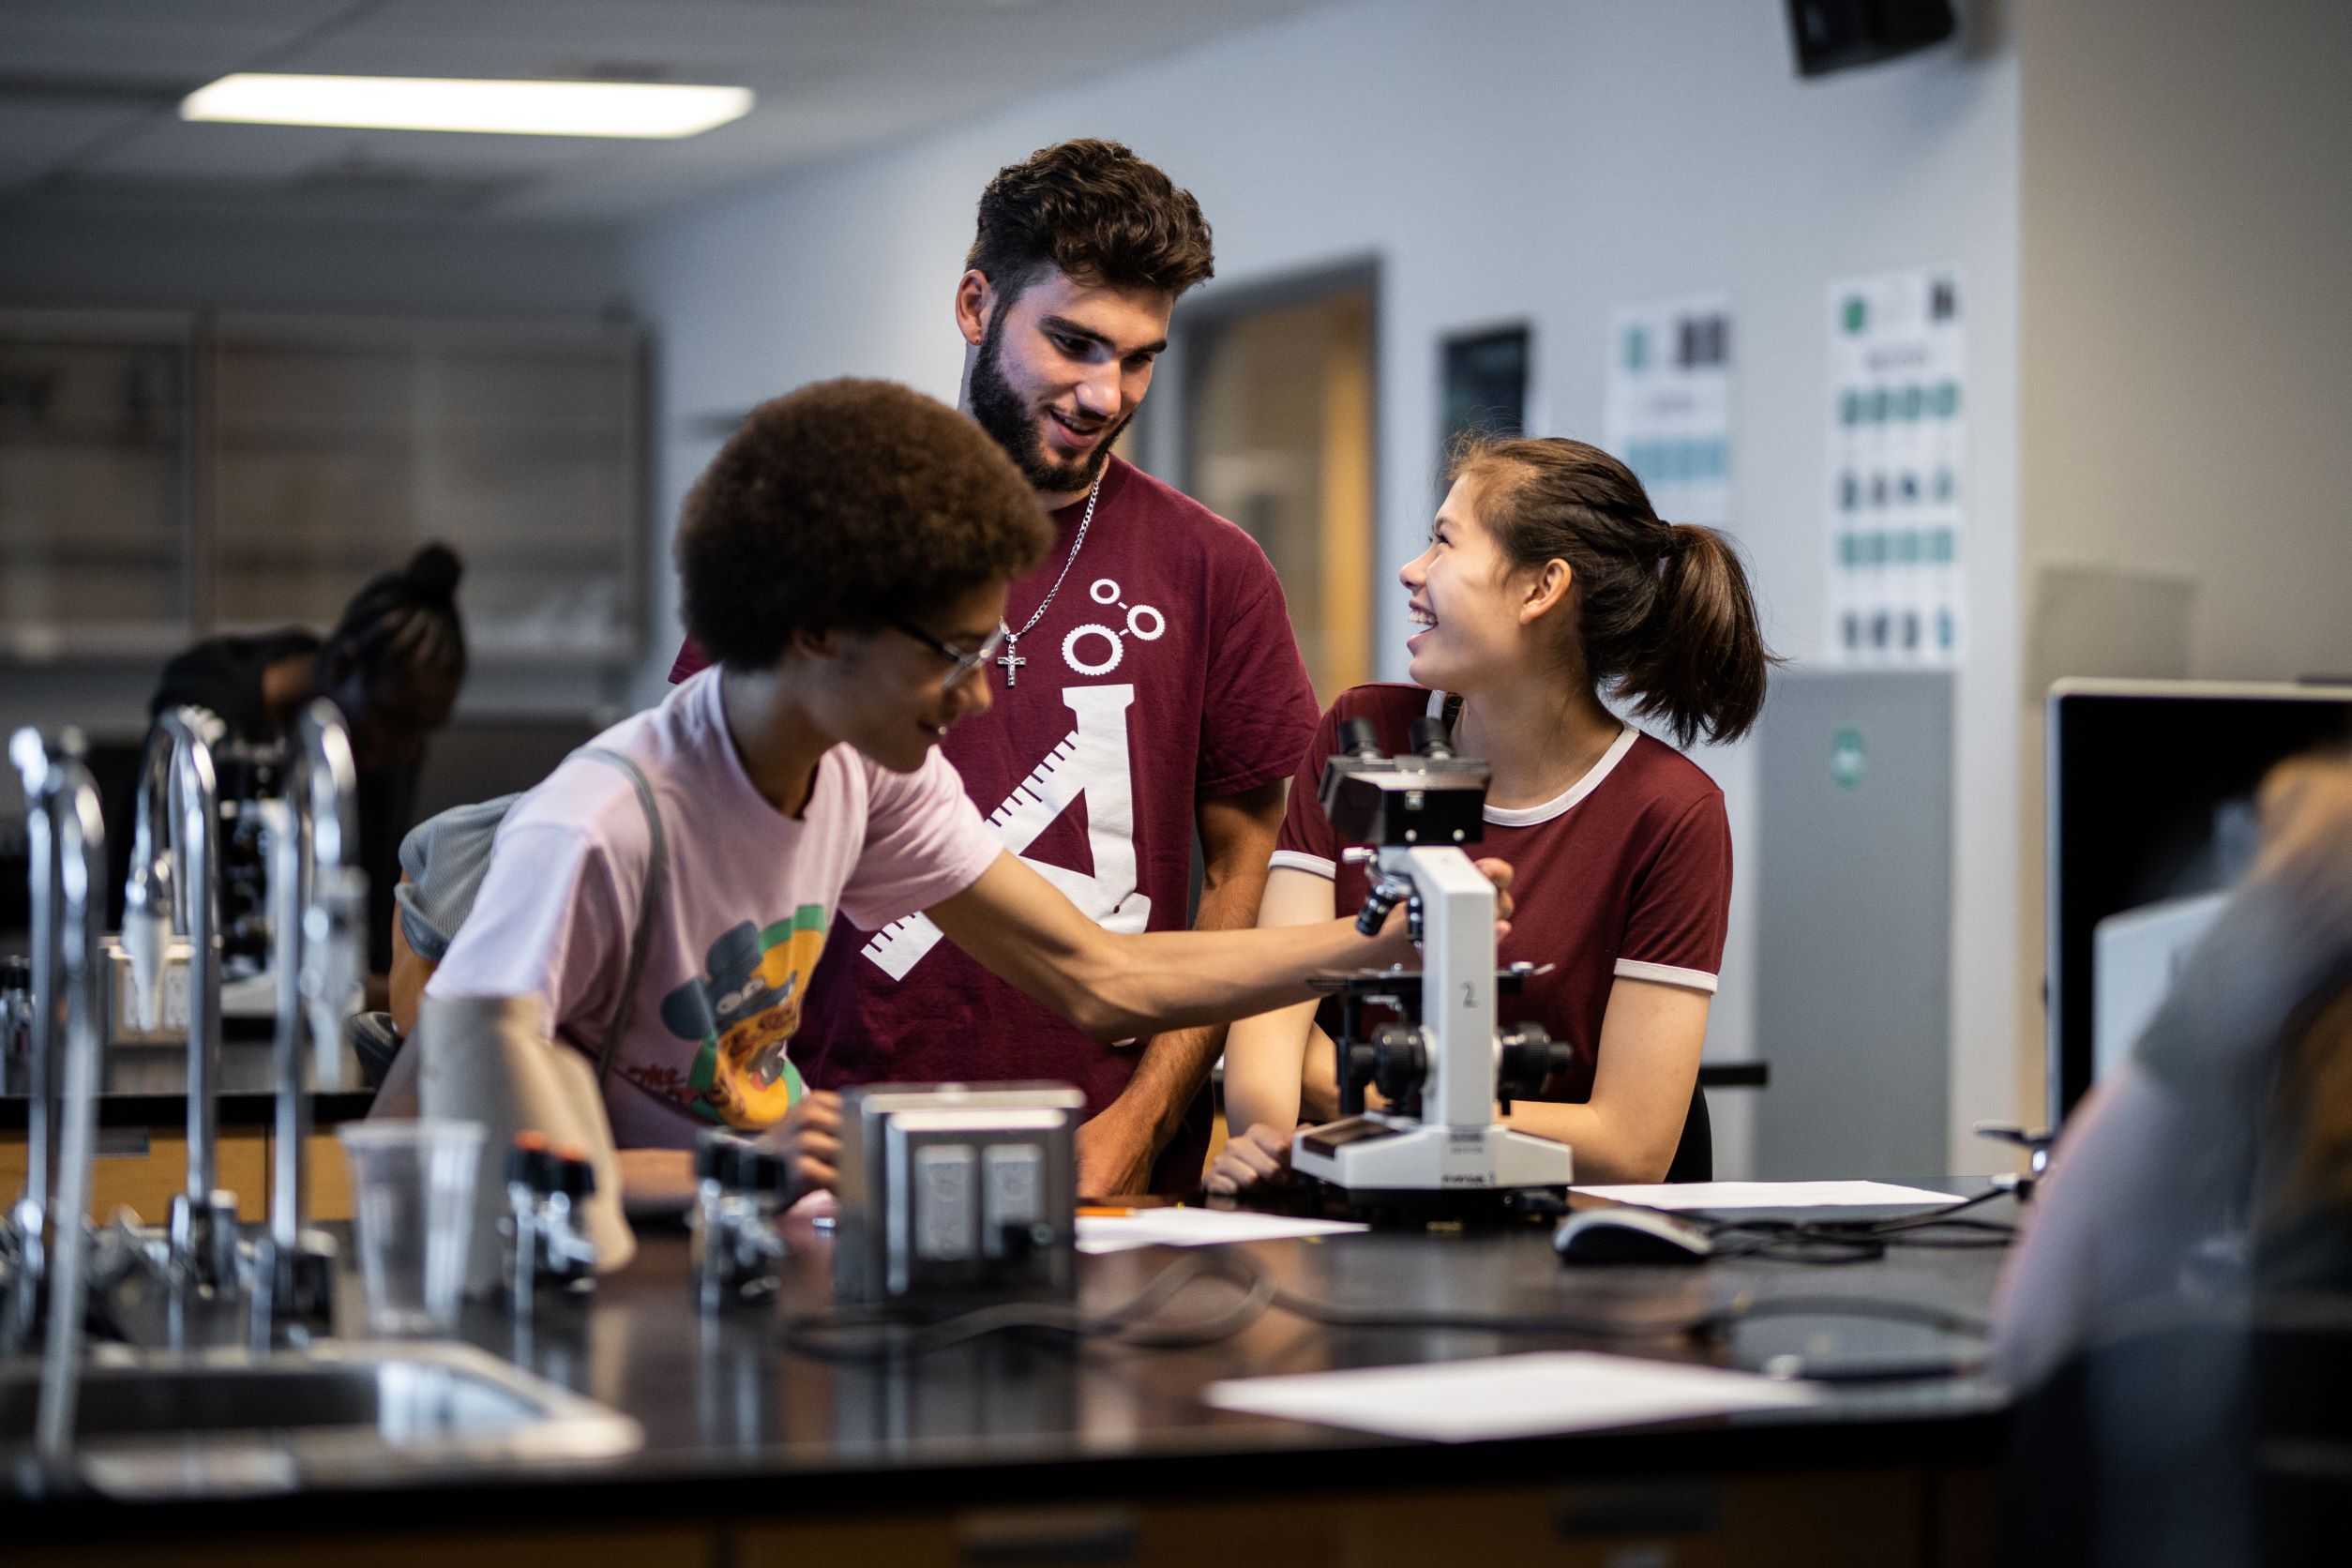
1604,296,1731,528
1824,265,1965,668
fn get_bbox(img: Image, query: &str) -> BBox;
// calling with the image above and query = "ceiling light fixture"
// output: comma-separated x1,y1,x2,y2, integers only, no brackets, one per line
180,73,753,139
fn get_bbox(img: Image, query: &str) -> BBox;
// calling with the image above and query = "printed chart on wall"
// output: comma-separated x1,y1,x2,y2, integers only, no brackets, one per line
1826,266,1965,667
1604,297,1731,528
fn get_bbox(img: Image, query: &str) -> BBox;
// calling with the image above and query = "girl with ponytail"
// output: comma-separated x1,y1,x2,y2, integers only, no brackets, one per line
1214,437,1774,1190
150,542,470,981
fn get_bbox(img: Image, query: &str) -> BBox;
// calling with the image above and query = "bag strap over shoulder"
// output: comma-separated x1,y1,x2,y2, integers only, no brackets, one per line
574,746,666,1090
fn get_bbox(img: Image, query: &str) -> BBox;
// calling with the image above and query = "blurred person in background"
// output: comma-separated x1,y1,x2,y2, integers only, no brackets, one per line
148,542,467,998
1997,749,2352,1566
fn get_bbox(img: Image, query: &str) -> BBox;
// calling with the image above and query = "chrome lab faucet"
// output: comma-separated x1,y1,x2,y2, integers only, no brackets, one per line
3,743,63,1350
251,701,366,1341
8,730,109,1461
125,708,239,1293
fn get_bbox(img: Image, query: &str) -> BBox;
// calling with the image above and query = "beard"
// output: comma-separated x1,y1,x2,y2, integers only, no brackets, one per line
967,311,1129,496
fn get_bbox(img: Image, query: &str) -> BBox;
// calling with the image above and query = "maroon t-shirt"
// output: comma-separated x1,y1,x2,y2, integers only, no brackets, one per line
1274,684,1732,1103
671,456,1319,1189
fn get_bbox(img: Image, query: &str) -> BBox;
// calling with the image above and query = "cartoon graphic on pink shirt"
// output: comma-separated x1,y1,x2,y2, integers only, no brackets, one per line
652,907,823,1129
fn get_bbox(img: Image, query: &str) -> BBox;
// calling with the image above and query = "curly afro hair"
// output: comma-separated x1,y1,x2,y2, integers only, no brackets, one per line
676,379,1050,671
966,139,1214,306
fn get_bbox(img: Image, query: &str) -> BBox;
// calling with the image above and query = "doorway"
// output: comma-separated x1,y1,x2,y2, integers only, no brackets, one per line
1167,264,1379,703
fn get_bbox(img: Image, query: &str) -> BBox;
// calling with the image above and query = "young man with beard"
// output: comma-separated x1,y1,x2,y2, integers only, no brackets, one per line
671,140,1320,1195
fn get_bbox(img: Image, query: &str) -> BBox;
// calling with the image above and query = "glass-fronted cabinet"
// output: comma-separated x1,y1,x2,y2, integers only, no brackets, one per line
0,308,644,667
0,311,193,658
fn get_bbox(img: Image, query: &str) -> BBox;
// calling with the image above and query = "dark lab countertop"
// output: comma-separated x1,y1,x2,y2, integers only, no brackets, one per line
0,1037,376,1132
9,1187,2013,1542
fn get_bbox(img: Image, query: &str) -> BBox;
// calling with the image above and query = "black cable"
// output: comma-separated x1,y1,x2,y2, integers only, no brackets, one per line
1692,1188,2018,1265
780,1248,1276,1361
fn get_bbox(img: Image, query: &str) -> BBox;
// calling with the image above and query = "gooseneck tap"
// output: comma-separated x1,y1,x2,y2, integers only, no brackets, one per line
253,701,365,1341
127,709,237,1292
4,740,65,1350
9,730,108,1462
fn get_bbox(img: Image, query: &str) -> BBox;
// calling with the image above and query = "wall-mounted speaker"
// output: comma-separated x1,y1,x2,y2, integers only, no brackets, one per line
1786,0,1957,78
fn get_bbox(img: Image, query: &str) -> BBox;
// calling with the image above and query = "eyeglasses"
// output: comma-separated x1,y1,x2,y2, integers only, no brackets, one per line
888,616,1005,691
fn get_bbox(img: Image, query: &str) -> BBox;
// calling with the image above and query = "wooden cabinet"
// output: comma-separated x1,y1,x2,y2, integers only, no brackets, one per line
18,1527,715,1568
0,1128,265,1225
0,1125,350,1225
731,1470,1997,1568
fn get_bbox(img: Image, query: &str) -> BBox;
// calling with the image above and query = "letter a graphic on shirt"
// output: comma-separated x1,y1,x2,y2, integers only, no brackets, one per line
862,684,1151,980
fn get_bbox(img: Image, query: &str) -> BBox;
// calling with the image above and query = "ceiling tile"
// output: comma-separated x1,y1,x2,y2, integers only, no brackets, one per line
0,0,348,80
0,98,133,182
0,0,1343,222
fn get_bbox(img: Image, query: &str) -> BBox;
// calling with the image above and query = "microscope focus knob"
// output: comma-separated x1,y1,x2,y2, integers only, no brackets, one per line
1371,1024,1427,1108
1336,1040,1380,1117
1356,875,1412,938
1498,1024,1573,1100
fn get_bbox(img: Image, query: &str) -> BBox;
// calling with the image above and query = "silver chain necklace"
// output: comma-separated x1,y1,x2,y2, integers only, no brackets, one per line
996,470,1102,687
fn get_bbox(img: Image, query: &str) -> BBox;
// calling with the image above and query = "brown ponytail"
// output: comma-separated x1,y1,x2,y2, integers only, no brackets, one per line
1448,436,1775,747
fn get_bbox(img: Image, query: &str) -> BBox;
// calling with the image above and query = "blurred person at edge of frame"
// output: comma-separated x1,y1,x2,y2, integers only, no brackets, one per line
147,543,467,1001
1995,749,2352,1566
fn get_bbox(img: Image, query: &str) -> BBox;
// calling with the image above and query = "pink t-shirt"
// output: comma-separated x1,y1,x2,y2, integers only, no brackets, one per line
426,668,1003,1148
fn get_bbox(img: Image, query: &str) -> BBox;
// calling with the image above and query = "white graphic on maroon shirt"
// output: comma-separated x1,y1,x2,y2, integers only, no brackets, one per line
1061,578,1166,677
861,683,1151,980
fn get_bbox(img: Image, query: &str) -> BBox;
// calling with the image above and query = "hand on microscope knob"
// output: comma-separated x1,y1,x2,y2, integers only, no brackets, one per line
1364,856,1515,956
753,1089,843,1199
1203,1123,1295,1196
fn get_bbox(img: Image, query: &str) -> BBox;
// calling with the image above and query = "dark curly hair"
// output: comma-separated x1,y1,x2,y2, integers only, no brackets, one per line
965,139,1214,305
677,379,1051,671
328,541,466,692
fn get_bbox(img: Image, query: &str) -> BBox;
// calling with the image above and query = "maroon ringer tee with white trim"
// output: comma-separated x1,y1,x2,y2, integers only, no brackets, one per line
1273,683,1732,1104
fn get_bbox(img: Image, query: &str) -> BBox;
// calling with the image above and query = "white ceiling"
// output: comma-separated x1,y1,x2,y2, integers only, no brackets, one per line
0,0,1335,224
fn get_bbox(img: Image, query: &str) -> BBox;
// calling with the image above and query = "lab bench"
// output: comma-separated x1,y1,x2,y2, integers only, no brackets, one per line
7,1195,2012,1567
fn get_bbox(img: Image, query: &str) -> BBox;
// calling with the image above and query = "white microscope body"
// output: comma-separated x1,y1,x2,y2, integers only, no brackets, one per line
1289,718,1576,1207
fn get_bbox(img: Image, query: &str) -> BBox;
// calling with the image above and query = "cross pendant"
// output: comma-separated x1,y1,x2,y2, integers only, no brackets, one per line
996,633,1027,686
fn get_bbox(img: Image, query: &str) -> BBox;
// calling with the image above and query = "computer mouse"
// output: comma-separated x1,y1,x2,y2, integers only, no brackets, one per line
1552,1205,1714,1264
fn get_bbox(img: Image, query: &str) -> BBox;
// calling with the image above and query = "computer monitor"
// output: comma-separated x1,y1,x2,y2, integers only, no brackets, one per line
2046,679,2352,1125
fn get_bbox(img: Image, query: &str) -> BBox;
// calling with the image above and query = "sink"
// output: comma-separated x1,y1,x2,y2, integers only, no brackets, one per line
0,1341,642,1497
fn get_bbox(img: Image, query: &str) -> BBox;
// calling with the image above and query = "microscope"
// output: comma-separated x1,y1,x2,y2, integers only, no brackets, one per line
1289,716,1576,1218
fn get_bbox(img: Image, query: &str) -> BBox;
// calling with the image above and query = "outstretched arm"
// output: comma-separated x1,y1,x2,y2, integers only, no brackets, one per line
1076,782,1287,1197
927,849,1513,1044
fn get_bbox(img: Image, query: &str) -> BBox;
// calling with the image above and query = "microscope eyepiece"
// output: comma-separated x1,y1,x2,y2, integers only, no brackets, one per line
1337,717,1383,761
1408,717,1453,759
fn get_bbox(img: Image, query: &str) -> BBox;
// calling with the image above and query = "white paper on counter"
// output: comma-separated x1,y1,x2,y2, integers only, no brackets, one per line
1205,1351,1818,1442
1570,1180,1964,1211
1075,1208,1368,1254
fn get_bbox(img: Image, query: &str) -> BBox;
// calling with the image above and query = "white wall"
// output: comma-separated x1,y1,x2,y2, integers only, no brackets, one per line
627,0,2023,1174
2014,0,2352,1123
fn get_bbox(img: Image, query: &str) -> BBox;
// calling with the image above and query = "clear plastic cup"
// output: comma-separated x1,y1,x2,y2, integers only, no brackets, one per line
336,1119,484,1336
